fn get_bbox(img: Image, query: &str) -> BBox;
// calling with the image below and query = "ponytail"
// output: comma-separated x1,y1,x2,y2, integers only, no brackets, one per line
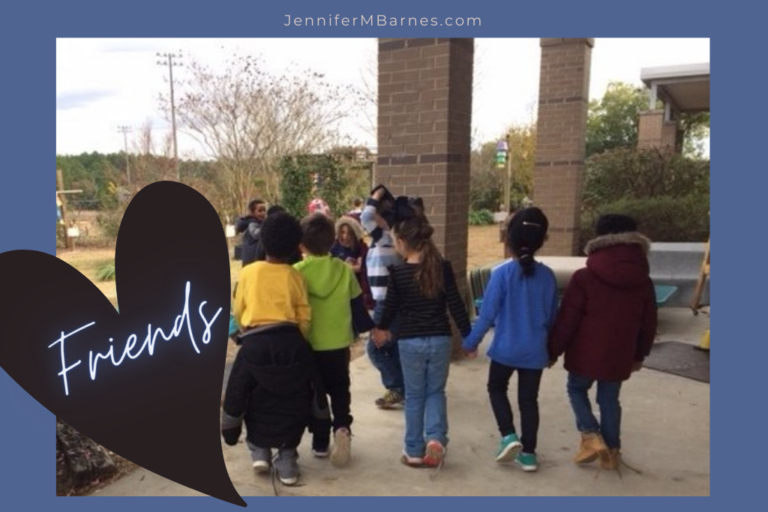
507,207,550,277
394,218,444,299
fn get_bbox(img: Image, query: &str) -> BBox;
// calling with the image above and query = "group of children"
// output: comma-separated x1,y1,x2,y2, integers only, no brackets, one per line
223,188,658,486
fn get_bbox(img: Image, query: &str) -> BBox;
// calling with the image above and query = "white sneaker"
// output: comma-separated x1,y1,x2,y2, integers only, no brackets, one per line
251,460,270,474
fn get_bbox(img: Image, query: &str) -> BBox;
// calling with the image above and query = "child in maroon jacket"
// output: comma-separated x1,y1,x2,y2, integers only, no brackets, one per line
548,214,657,471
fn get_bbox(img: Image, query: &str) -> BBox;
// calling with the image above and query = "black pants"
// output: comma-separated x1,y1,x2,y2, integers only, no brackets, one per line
311,348,353,450
487,361,543,454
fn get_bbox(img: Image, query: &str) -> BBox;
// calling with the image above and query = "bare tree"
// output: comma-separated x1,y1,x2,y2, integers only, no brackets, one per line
163,53,360,217
128,120,175,188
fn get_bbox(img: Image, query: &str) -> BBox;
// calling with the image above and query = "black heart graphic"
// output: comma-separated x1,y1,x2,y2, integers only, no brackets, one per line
0,181,245,506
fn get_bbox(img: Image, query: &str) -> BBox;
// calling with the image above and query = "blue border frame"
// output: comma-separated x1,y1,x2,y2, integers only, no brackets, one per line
1,0,750,510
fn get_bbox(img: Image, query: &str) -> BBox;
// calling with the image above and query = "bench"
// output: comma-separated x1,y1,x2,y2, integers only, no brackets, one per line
468,260,679,318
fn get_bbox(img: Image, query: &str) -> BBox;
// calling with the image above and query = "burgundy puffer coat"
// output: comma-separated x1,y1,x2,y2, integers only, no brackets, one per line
548,232,658,382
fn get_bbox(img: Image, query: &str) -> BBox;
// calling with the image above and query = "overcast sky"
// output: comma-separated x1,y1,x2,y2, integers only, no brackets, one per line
56,38,709,157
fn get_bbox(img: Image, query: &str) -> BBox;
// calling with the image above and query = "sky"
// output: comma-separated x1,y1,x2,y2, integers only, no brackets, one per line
56,38,710,158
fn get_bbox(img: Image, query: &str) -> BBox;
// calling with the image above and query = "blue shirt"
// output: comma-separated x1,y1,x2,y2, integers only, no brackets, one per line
463,259,559,369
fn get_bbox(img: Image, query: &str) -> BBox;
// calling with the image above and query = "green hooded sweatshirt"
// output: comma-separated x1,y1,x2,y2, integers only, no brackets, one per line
294,255,362,351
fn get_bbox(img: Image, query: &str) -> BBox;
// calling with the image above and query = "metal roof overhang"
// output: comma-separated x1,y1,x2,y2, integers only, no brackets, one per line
641,62,710,115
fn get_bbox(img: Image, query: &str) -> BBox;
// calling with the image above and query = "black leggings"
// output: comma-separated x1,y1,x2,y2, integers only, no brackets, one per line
487,361,543,454
311,348,352,450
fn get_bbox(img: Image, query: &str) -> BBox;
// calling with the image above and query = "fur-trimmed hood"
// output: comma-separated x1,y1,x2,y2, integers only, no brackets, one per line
584,232,652,290
585,231,651,256
335,215,365,240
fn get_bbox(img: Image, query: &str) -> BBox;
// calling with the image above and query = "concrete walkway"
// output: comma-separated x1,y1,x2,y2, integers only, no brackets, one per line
93,308,710,498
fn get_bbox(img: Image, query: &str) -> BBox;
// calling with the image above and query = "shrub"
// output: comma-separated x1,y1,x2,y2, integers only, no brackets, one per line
583,147,709,211
578,194,710,253
468,209,495,226
96,262,116,282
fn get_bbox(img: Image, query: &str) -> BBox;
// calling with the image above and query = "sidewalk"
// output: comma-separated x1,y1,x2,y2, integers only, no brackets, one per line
93,308,710,497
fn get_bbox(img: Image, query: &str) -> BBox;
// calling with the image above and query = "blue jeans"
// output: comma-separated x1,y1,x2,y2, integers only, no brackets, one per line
367,300,404,393
567,373,623,449
399,335,452,458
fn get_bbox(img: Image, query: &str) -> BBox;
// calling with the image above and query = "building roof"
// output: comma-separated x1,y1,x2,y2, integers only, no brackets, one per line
641,62,710,113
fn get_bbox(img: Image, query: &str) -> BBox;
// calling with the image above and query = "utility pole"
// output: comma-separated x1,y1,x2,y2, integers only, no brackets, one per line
157,51,182,181
117,125,132,185
505,132,513,213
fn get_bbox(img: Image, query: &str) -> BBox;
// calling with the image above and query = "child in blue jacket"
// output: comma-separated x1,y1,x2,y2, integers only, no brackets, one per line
462,207,558,473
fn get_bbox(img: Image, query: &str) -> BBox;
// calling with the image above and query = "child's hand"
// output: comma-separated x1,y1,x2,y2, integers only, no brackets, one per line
372,328,391,347
463,349,478,359
547,359,557,369
221,424,242,446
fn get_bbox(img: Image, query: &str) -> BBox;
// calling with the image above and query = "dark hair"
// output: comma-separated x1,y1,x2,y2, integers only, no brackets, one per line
301,213,336,255
353,197,363,207
596,214,638,236
247,198,265,214
267,204,286,216
393,217,444,299
261,212,302,261
507,207,549,276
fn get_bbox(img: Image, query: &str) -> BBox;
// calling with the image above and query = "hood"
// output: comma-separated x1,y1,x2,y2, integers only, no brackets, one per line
335,216,364,240
585,232,652,289
236,215,258,232
298,256,347,300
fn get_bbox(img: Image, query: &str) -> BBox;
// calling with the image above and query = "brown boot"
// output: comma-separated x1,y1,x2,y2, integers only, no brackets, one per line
600,448,621,470
573,432,608,464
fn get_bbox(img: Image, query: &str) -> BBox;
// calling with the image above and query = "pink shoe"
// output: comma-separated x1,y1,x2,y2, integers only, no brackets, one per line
423,440,446,467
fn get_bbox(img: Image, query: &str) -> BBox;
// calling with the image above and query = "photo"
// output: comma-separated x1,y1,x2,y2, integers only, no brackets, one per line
54,37,710,498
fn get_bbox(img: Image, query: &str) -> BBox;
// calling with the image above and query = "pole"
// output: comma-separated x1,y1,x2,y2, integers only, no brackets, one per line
56,169,72,250
157,52,182,182
169,58,179,181
504,132,512,214
508,132,514,210
117,125,132,185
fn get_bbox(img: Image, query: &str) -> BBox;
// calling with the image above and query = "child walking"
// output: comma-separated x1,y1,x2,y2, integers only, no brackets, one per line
548,214,657,471
374,216,471,468
331,216,374,311
235,198,267,266
462,207,558,472
222,211,319,486
295,213,369,467
361,186,406,409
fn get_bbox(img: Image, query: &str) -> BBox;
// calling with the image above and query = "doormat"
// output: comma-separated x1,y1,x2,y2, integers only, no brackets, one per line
643,341,710,383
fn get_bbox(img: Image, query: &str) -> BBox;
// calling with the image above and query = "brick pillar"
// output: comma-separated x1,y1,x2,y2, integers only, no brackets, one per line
534,38,594,256
377,38,473,348
638,110,682,152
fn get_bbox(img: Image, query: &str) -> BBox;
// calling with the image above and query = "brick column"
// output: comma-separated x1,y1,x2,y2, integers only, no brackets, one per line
638,110,682,152
534,38,594,255
377,38,473,348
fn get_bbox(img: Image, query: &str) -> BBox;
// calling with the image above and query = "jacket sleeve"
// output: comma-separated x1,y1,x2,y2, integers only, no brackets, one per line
233,274,246,325
443,261,472,337
247,221,261,240
548,270,587,360
360,199,379,234
234,217,248,234
462,266,504,351
222,346,253,420
377,266,399,330
548,272,560,331
635,280,658,361
293,274,312,340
